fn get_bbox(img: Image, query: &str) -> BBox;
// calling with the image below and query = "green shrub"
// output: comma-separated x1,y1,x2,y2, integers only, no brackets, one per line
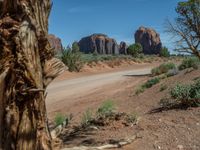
61,47,83,72
178,57,200,70
151,62,176,76
193,77,200,81
81,54,134,64
143,77,160,88
72,41,80,53
54,113,66,126
160,47,170,57
135,77,160,95
127,43,143,57
97,100,115,118
160,80,200,108
81,108,93,126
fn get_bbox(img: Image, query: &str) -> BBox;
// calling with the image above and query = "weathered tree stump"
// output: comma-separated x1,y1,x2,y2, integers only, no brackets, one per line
0,0,65,149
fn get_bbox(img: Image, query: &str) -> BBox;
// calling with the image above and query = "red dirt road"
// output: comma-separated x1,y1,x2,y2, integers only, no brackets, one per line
46,65,153,118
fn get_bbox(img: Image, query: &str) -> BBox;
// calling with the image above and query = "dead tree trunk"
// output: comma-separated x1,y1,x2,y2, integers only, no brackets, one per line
0,0,65,149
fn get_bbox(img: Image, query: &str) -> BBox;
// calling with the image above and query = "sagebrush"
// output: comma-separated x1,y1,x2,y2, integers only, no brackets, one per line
178,57,200,70
54,113,66,126
97,100,115,118
135,77,160,95
160,79,200,108
151,62,176,76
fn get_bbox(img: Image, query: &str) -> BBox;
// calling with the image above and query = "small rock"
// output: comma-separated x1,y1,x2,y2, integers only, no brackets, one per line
88,126,99,130
196,123,200,126
177,145,184,149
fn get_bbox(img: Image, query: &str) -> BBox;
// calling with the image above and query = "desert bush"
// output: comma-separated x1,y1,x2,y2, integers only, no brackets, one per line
178,57,200,70
97,100,115,118
135,86,145,95
54,113,66,126
81,54,134,64
126,112,138,124
160,46,170,57
135,77,160,95
72,41,80,53
160,80,200,108
144,77,160,88
127,43,143,57
160,84,168,91
81,108,93,126
151,62,176,76
193,77,200,81
159,98,175,108
166,68,179,77
61,47,83,72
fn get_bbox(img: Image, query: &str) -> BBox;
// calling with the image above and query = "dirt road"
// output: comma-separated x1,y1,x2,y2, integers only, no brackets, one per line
46,67,152,114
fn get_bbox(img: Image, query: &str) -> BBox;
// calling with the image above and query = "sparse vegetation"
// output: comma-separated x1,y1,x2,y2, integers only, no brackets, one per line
127,43,143,57
61,47,83,72
178,57,200,70
160,47,170,57
160,79,200,108
97,100,115,118
81,54,132,64
193,77,200,81
72,41,80,53
144,77,160,88
54,113,66,126
126,112,138,124
166,68,179,77
160,84,168,91
81,108,93,126
151,62,176,76
135,77,160,95
135,86,145,95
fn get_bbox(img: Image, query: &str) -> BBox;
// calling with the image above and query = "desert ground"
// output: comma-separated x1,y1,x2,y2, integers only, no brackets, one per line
46,60,200,150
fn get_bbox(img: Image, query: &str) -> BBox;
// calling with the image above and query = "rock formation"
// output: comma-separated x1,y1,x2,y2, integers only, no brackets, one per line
135,26,162,54
48,34,63,54
78,34,119,54
119,41,128,54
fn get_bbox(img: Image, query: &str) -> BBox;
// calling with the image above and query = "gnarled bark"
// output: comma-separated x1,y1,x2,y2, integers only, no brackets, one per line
0,0,65,149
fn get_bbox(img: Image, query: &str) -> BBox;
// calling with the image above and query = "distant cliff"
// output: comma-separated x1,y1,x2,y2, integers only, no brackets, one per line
48,34,63,54
135,26,162,55
78,34,120,54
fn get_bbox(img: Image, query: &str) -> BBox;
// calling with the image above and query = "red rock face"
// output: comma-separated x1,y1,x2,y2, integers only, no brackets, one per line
119,41,128,54
78,34,119,54
48,34,63,54
135,26,162,55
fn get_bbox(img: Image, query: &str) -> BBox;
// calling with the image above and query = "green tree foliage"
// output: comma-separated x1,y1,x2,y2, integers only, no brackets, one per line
72,41,80,53
160,47,170,57
166,0,200,59
127,43,143,57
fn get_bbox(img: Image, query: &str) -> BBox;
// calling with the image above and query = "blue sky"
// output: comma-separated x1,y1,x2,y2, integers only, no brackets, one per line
49,0,180,50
